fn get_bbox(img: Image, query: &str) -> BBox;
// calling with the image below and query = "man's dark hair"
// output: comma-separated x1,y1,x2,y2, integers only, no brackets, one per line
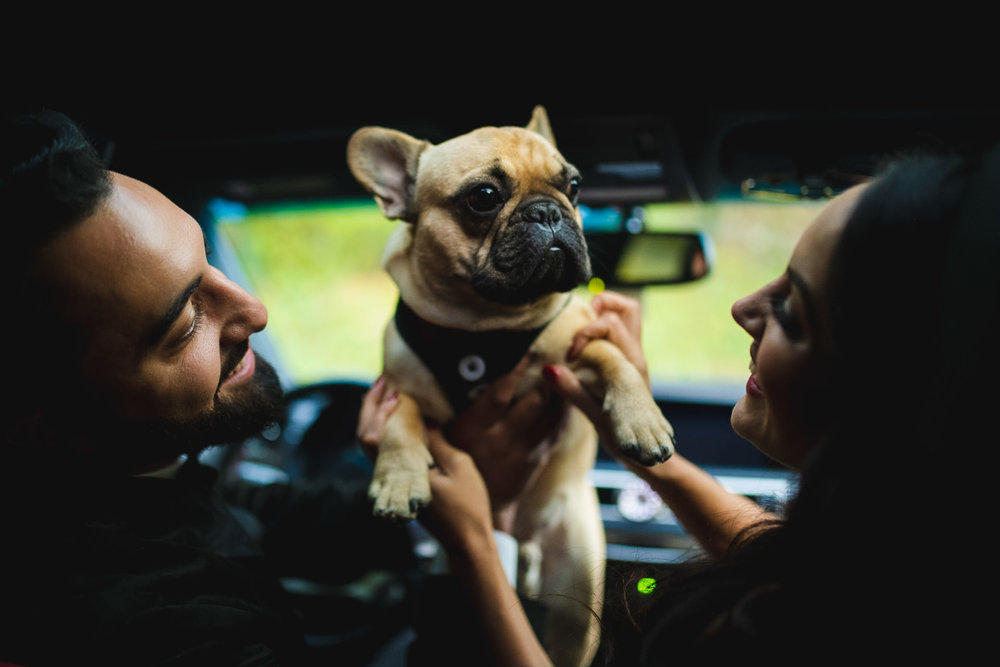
1,110,111,255
2,110,112,429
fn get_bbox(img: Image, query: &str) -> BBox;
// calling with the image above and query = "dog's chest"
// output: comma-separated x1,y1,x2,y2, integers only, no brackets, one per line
393,299,548,412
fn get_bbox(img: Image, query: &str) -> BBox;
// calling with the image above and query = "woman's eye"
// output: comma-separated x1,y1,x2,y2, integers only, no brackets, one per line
467,185,504,213
770,294,802,338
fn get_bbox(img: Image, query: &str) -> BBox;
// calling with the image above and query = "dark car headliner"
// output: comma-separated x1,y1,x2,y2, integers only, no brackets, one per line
10,99,1000,212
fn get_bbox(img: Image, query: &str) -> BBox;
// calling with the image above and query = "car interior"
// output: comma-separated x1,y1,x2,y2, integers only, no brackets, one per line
40,101,1000,665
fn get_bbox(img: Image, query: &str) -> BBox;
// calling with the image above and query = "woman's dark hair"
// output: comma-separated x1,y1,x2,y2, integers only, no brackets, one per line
1,110,112,429
608,147,999,663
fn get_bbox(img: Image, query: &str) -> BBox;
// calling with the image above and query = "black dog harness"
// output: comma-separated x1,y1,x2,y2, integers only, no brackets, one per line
393,297,569,413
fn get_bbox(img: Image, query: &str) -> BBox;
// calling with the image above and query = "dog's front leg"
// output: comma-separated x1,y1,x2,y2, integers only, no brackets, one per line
368,392,435,520
574,338,675,466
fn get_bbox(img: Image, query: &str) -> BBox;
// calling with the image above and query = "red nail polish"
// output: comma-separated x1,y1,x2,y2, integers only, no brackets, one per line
543,365,559,382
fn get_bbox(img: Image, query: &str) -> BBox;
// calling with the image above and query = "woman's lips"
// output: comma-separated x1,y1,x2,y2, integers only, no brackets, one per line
222,346,256,388
746,361,763,398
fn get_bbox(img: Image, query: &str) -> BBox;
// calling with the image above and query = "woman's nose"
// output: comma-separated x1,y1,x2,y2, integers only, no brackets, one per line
732,287,765,338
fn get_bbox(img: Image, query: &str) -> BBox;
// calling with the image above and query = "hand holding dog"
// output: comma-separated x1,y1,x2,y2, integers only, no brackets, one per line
419,428,555,667
356,375,399,460
357,377,494,547
358,358,567,533
567,291,649,383
545,291,652,452
445,355,567,530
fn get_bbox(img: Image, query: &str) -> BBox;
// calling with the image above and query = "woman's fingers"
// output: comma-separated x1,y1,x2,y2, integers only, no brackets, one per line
566,292,650,384
482,355,533,411
568,315,634,360
592,291,642,336
450,354,552,446
356,375,399,456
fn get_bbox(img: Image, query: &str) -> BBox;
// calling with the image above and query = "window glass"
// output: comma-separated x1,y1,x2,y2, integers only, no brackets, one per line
211,197,823,394
639,199,820,396
212,199,395,386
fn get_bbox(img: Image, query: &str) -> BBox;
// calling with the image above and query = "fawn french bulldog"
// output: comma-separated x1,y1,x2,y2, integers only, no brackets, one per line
347,106,674,667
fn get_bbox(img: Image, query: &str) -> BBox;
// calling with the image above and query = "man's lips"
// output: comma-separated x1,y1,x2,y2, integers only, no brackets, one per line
221,345,255,389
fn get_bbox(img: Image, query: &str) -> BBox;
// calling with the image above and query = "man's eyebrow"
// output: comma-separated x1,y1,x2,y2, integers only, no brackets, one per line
146,276,202,346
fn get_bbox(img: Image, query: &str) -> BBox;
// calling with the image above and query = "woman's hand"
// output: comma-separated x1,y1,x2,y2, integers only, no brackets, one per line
356,375,502,549
418,427,496,556
446,355,568,529
545,291,652,456
356,361,568,532
567,290,649,384
356,375,399,460
421,429,555,667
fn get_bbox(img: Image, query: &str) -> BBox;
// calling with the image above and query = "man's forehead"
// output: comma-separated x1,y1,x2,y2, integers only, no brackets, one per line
35,173,203,332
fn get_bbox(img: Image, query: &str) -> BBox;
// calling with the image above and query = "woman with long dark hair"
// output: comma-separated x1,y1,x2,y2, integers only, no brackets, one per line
360,147,1000,664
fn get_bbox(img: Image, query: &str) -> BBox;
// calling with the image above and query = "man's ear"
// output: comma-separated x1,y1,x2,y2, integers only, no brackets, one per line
347,127,430,221
526,105,556,149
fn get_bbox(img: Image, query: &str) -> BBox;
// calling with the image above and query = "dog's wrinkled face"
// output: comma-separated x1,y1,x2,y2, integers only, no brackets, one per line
347,111,592,310
418,127,592,306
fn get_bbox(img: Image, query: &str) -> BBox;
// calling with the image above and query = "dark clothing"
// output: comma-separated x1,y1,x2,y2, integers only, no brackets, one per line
2,460,303,665
0,456,414,666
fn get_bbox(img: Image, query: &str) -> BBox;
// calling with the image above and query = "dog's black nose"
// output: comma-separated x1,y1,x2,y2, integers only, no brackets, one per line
521,200,565,226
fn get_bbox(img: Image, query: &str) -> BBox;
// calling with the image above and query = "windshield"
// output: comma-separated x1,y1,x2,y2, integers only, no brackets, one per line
209,195,823,401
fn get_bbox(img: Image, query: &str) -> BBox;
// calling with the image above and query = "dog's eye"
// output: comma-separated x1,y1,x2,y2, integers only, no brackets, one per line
567,177,581,204
467,185,504,213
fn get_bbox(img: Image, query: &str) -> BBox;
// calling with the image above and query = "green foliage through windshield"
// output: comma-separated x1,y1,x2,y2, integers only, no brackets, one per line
215,198,821,393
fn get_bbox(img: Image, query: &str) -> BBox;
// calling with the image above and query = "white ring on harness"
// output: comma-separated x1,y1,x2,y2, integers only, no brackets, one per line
458,354,487,381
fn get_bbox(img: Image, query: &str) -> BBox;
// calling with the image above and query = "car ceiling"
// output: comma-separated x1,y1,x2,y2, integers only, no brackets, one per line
11,99,1000,211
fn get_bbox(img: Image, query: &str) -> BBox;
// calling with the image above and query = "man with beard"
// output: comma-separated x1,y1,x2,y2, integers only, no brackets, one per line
0,110,404,665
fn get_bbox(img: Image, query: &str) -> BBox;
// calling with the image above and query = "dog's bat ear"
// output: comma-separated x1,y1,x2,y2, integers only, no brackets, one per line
347,127,429,221
526,105,556,149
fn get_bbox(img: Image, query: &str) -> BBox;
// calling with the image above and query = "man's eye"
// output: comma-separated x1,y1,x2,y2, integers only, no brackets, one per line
176,301,204,346
466,185,504,213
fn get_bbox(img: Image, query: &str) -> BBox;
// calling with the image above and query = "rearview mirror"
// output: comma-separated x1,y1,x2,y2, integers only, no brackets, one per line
585,231,712,288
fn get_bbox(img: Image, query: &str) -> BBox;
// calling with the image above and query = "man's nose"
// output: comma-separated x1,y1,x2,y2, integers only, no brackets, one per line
211,267,268,344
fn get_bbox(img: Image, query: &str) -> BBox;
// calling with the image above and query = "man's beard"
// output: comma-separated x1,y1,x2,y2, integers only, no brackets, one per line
91,355,285,473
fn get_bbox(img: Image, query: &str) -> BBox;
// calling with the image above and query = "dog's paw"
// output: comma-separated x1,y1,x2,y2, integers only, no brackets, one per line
368,448,434,521
606,390,676,466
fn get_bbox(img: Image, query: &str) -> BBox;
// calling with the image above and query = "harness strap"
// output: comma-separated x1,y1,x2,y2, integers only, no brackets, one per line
393,297,567,412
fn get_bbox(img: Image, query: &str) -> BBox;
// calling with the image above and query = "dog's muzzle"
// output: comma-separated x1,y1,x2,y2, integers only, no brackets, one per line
472,199,592,305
